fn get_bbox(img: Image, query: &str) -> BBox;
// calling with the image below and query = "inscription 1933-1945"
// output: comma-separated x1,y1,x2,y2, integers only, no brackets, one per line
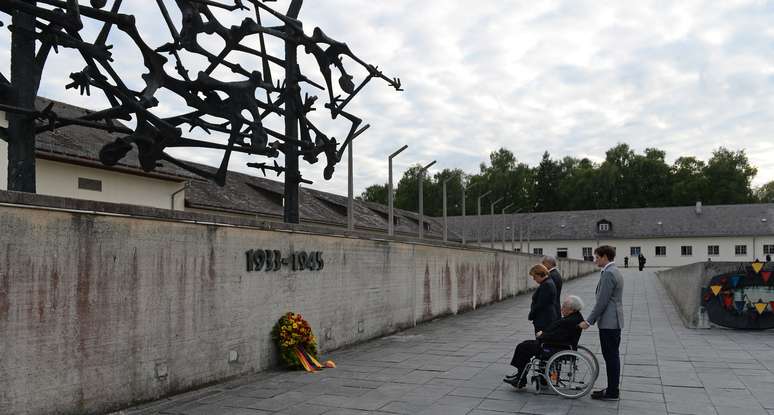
245,250,324,272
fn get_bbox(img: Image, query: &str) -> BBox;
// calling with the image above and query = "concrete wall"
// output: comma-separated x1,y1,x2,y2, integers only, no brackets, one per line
0,192,597,415
480,236,774,267
656,261,742,327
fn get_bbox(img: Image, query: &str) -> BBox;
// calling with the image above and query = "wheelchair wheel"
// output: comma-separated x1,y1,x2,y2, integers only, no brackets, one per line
545,350,597,398
575,345,600,379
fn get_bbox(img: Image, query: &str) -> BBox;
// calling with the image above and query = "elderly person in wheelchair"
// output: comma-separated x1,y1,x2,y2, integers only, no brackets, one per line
503,295,599,398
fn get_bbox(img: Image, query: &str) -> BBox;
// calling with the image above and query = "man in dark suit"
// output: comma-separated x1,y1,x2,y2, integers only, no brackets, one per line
527,264,558,334
542,255,563,318
504,295,585,387
580,245,624,401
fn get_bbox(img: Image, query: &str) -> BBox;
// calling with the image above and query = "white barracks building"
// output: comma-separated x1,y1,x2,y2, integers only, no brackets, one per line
448,203,774,268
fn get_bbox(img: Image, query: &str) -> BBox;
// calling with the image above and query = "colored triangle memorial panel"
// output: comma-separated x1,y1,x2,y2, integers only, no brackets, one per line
704,271,774,329
755,302,767,315
710,285,722,296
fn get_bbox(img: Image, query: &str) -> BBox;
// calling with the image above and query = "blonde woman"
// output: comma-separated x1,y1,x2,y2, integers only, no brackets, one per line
527,263,559,334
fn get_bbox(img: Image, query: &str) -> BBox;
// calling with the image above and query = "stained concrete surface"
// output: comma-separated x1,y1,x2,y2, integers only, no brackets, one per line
116,268,774,415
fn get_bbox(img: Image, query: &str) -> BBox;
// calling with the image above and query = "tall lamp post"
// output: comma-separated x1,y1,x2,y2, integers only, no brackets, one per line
388,145,408,236
510,209,522,251
443,173,460,243
418,160,436,240
490,197,503,249
501,203,514,251
477,190,492,246
461,181,467,244
346,135,367,231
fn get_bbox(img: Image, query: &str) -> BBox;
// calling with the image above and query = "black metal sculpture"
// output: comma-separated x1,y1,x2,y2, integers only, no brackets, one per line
0,0,401,223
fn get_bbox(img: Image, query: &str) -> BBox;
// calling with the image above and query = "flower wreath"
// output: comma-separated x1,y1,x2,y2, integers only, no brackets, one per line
272,312,334,371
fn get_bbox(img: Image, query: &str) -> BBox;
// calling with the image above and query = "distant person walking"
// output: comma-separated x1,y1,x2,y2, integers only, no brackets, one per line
580,245,624,401
623,257,628,268
528,264,558,334
542,255,563,318
767,254,772,263
637,253,646,271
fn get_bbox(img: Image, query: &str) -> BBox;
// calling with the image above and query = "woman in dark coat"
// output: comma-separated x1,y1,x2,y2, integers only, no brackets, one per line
527,264,559,334
504,295,585,387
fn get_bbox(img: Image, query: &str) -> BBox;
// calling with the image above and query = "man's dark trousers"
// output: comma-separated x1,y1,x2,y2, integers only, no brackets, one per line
599,329,621,395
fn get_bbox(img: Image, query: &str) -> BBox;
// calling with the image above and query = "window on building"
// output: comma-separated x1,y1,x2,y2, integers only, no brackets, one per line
681,246,693,256
707,245,719,256
582,247,593,261
598,223,610,232
735,245,747,256
77,177,102,192
655,246,666,256
630,246,641,256
763,245,774,255
533,248,543,255
556,248,568,258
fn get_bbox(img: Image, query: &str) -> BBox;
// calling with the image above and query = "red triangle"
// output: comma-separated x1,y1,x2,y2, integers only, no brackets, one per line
762,271,772,284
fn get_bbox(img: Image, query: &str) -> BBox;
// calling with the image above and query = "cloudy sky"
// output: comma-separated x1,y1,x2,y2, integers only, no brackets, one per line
3,0,774,196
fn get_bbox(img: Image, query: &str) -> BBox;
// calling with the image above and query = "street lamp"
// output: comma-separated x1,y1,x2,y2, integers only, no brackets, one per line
388,145,408,236
418,160,436,240
510,208,522,250
490,197,503,249
461,180,467,244
443,173,461,242
477,190,492,246
501,203,514,250
346,131,369,231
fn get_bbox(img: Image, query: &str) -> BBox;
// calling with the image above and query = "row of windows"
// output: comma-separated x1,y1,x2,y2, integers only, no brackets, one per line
531,244,774,258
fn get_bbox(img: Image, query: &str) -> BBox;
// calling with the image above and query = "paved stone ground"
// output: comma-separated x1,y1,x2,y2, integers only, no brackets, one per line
119,268,774,415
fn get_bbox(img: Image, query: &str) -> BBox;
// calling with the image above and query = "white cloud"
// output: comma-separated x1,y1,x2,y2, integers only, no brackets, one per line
2,0,774,198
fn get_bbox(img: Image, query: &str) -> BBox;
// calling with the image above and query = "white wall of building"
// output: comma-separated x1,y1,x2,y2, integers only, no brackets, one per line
479,236,774,267
36,159,186,210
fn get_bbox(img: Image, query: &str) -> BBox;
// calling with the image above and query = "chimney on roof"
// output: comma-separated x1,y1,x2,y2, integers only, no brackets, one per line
695,201,702,215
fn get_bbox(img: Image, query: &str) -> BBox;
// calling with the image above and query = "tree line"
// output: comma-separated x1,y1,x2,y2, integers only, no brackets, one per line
359,144,771,217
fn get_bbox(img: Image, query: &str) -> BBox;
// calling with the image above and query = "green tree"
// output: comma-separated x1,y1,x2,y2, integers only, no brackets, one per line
358,183,388,204
627,148,672,208
466,148,532,214
557,157,601,210
431,168,466,216
671,156,708,206
394,165,424,213
532,152,563,212
702,147,757,204
756,181,774,203
594,143,636,209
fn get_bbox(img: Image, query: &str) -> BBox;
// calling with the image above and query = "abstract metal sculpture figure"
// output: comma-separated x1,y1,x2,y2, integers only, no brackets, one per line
0,0,401,222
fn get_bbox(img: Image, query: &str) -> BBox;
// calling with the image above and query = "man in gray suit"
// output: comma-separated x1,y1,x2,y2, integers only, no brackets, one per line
542,255,563,318
579,245,624,400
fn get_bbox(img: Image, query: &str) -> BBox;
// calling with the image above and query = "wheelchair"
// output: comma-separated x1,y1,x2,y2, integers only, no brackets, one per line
515,342,599,398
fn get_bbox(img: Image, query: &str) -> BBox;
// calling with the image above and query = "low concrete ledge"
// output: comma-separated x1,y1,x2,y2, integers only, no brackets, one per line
656,261,742,328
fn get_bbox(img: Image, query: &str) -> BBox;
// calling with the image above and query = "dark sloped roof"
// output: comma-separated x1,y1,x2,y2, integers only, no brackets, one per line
184,163,453,237
8,97,455,238
32,97,197,180
447,204,774,241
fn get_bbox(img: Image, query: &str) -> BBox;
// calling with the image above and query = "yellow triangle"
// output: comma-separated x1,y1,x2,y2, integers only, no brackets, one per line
710,285,722,296
752,261,764,273
755,302,767,315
